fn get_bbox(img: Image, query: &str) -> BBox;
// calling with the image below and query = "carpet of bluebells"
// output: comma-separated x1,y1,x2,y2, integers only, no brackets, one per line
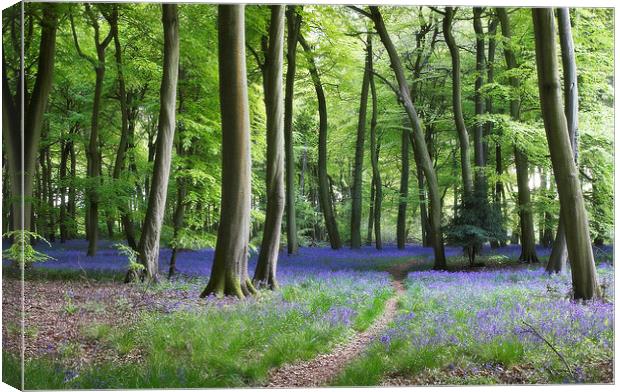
2,240,614,387
334,263,614,385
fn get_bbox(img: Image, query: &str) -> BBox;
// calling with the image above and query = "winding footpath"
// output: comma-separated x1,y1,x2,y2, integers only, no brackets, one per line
265,260,416,388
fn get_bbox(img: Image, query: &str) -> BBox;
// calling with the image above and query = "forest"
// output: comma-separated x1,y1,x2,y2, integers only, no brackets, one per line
1,2,615,389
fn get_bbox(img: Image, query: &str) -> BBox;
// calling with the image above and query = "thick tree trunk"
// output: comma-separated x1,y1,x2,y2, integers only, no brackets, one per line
254,6,285,290
497,8,538,263
396,123,409,249
368,51,382,250
532,8,599,300
2,4,57,239
299,32,342,249
369,6,446,268
284,6,300,255
133,4,180,283
547,8,578,274
350,35,371,249
202,5,255,298
443,7,474,198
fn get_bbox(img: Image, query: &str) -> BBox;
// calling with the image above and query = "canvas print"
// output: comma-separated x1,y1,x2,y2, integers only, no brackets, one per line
1,1,614,389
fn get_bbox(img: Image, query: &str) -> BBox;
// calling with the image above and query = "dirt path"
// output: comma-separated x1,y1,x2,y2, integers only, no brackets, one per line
265,260,418,388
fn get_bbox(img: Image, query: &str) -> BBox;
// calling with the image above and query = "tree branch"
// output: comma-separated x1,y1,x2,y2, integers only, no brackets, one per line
347,6,372,19
70,13,97,67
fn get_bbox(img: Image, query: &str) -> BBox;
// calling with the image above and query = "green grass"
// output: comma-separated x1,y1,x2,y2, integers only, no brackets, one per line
5,273,393,389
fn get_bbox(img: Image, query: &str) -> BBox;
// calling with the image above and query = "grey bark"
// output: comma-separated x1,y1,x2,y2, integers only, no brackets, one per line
133,4,180,283
532,8,599,300
443,7,474,198
497,8,538,262
254,5,285,290
284,6,300,254
350,35,371,249
396,122,409,249
368,43,382,250
473,7,487,193
369,6,446,268
202,5,255,298
547,8,578,274
298,32,342,249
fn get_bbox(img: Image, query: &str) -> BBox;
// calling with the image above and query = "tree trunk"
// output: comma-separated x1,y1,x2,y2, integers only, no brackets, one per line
284,6,300,255
2,3,57,240
45,146,55,241
350,35,371,249
443,7,474,198
108,7,138,250
366,176,375,245
396,123,409,249
133,4,180,283
547,7,578,274
497,8,538,263
368,50,382,250
254,5,285,290
532,8,599,300
202,5,255,298
369,6,446,268
473,7,487,193
298,32,342,249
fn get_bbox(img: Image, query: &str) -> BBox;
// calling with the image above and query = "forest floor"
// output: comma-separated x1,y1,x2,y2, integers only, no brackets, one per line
1,241,614,388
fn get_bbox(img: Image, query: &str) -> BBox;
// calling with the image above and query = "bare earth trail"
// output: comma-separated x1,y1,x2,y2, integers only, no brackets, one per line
265,259,419,388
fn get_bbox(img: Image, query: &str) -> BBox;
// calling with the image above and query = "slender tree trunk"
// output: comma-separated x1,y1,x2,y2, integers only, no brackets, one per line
443,7,474,198
284,6,300,254
473,7,487,193
350,35,371,249
109,8,138,250
202,5,255,298
366,176,375,245
369,6,446,268
299,32,342,249
547,7,578,274
254,6,285,290
497,8,538,263
396,122,409,249
368,51,382,250
131,4,180,283
59,135,69,242
532,8,599,300
68,139,76,238
45,146,55,241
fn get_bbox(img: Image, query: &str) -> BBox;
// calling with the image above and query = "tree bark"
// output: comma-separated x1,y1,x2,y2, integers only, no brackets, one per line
298,32,342,249
368,46,382,250
108,6,138,250
443,7,474,198
2,3,58,240
473,7,487,193
396,122,409,249
350,35,371,249
496,8,538,263
133,4,180,283
284,6,300,255
366,176,375,245
547,8,578,274
201,5,255,298
254,5,285,290
369,6,446,268
532,8,599,300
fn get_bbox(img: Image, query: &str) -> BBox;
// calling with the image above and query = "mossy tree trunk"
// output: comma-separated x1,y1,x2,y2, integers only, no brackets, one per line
547,8,578,274
497,8,538,263
284,6,301,255
532,8,599,300
202,5,255,298
133,4,180,283
350,35,371,249
254,6,285,290
299,32,342,249
369,6,446,268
